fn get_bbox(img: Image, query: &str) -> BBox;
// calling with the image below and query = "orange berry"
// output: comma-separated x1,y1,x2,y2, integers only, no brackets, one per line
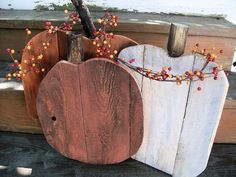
27,45,31,50
27,30,32,35
11,49,15,54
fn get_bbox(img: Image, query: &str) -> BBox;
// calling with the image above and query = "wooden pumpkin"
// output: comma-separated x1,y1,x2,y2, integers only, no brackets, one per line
118,44,228,177
36,58,143,164
21,31,137,120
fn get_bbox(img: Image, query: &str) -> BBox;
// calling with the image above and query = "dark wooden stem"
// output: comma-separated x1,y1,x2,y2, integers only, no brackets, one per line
67,33,84,63
167,23,189,57
71,0,96,39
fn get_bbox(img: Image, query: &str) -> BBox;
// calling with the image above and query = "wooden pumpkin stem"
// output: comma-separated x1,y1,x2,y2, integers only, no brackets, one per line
167,23,189,57
67,33,84,63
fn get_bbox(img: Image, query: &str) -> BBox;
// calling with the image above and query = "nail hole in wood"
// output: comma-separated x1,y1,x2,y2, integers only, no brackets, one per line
51,116,56,121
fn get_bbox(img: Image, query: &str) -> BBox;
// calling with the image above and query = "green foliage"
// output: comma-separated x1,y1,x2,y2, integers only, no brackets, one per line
34,2,128,12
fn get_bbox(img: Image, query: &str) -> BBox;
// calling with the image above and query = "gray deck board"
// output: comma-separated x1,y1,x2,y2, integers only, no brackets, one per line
0,131,235,177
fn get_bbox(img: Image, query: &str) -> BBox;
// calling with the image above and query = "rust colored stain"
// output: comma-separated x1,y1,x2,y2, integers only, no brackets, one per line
36,58,143,164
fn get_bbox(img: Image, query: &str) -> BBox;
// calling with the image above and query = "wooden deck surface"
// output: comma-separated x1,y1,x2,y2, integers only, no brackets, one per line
0,131,235,177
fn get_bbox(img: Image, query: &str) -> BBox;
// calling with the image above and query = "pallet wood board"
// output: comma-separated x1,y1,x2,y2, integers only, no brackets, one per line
36,58,143,164
118,44,229,176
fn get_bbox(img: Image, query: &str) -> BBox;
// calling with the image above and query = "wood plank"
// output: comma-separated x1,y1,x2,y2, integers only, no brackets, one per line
1,28,235,71
1,10,236,38
119,45,195,174
36,59,143,164
21,30,65,119
0,80,42,134
1,131,235,177
119,44,228,176
215,108,236,143
0,82,234,142
173,57,229,177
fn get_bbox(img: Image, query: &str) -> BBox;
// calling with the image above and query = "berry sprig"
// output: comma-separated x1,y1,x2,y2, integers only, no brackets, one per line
93,12,118,60
192,43,223,62
116,56,225,87
115,57,226,91
90,13,231,91
5,10,80,81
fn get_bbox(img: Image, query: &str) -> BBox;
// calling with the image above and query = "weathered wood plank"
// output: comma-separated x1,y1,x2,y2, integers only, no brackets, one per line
36,59,143,164
1,10,236,37
0,131,235,177
21,30,65,119
173,57,229,176
215,108,236,143
0,79,42,134
119,45,195,174
0,83,234,141
118,44,228,176
1,28,234,70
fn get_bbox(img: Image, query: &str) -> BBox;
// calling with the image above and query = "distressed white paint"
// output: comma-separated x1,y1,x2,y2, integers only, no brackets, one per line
173,56,229,177
118,45,228,177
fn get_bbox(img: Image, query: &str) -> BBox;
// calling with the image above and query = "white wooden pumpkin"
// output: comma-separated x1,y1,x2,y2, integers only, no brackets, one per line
118,44,228,177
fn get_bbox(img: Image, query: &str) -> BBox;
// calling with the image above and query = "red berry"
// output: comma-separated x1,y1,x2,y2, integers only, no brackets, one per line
6,48,11,53
224,71,229,76
168,67,172,71
197,87,201,91
45,21,51,26
129,59,135,63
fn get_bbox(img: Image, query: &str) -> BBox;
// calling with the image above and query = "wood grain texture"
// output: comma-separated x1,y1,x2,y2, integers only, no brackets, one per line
1,27,234,70
119,45,194,174
21,31,137,119
21,30,68,120
215,108,236,143
36,58,143,164
2,131,235,177
173,57,229,177
167,23,189,57
0,78,234,142
118,44,228,177
0,79,42,133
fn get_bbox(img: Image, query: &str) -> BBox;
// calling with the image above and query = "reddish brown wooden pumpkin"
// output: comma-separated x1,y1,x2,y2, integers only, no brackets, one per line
36,58,143,164
21,31,137,120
